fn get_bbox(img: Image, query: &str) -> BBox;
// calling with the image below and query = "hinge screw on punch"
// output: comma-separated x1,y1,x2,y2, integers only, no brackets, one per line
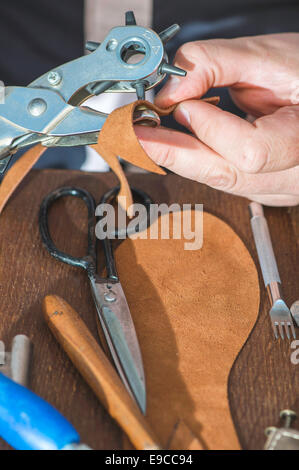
125,11,137,26
133,81,147,101
47,71,62,87
159,63,186,77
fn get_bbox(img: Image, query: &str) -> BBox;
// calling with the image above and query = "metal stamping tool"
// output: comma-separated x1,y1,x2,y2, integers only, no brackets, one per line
265,410,299,450
0,10,186,173
249,202,296,340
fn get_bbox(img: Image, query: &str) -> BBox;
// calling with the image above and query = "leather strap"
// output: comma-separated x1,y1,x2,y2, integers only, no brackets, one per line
91,141,136,216
0,97,219,215
0,144,46,215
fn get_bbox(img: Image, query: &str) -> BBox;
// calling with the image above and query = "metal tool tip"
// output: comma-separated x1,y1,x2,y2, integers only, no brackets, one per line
89,80,115,96
159,24,181,43
125,11,137,25
137,386,147,415
291,327,296,340
273,325,279,340
85,41,101,52
133,81,146,101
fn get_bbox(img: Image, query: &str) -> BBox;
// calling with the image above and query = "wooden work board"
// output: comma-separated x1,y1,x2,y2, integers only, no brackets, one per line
0,169,298,450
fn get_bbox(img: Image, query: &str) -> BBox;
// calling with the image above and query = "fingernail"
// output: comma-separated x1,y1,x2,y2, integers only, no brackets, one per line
176,104,191,126
156,76,181,100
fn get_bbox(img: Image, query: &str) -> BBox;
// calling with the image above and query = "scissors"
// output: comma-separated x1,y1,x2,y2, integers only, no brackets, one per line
39,185,153,414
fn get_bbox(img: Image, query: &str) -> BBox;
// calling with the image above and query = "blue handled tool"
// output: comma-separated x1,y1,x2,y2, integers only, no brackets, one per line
0,336,91,450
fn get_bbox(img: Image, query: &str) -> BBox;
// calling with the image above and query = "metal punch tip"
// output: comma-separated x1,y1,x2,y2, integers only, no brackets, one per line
125,11,137,26
85,41,101,52
159,24,181,43
88,80,115,96
160,63,187,77
133,81,146,101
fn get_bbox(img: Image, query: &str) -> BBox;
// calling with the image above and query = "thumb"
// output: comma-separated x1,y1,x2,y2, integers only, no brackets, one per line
174,100,299,173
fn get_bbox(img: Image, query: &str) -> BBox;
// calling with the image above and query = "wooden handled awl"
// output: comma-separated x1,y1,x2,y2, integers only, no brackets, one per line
42,295,160,450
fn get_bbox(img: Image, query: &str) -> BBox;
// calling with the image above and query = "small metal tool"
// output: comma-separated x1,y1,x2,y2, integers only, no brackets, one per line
0,334,32,386
249,202,296,340
0,11,186,173
265,409,299,450
39,185,153,414
291,301,299,328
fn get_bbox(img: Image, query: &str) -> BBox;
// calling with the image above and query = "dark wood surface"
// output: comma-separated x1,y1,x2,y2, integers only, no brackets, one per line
0,169,298,450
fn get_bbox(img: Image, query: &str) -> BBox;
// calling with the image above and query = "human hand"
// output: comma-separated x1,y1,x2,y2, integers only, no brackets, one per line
135,34,299,206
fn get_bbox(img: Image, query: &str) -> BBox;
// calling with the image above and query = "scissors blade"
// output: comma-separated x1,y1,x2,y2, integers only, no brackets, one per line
90,279,146,414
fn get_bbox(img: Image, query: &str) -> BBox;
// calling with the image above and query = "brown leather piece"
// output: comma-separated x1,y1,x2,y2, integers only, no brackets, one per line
0,97,219,215
90,100,169,214
94,100,167,176
0,144,46,215
91,141,135,216
115,211,260,450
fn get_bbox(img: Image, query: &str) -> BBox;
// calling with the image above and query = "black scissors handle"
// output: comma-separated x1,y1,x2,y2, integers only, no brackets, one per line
100,185,153,238
39,187,99,278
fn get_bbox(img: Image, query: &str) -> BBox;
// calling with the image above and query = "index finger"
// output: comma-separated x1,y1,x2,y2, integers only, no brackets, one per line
155,37,255,108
